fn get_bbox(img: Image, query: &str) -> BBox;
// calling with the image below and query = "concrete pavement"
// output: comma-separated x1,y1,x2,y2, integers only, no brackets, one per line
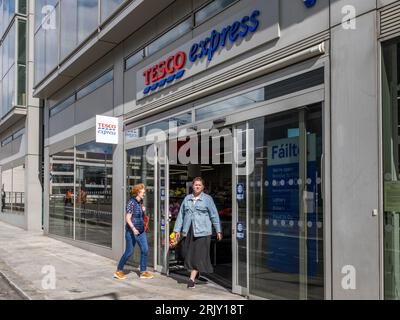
0,221,245,300
0,273,26,300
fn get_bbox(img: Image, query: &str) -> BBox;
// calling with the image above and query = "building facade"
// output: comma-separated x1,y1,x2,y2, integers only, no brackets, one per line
0,0,42,231
31,0,400,299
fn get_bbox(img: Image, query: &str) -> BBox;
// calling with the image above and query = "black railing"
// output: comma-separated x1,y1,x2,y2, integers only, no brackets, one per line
1,192,25,213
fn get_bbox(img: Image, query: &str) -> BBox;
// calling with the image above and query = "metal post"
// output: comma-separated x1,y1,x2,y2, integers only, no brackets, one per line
299,108,308,299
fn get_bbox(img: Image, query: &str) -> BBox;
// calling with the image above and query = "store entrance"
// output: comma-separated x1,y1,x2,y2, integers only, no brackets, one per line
168,163,233,289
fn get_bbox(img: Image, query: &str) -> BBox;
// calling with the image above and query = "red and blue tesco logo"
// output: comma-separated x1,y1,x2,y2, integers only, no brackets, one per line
143,9,261,95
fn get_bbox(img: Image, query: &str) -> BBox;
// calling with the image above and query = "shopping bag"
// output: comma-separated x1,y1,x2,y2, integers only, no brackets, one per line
144,214,150,233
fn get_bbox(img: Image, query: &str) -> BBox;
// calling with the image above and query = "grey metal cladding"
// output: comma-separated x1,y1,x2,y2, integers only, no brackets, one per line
48,137,74,156
0,143,13,161
74,81,114,124
49,103,75,138
75,128,96,146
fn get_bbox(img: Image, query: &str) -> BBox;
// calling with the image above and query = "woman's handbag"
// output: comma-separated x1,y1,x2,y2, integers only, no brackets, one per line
144,214,150,232
174,238,185,263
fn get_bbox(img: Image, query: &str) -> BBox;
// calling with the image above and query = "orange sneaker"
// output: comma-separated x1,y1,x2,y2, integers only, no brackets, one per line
113,271,126,280
140,271,154,279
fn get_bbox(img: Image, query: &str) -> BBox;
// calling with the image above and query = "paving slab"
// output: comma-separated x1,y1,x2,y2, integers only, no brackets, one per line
0,221,245,300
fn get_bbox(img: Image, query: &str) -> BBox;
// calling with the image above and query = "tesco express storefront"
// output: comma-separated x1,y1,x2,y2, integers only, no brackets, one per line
123,0,328,300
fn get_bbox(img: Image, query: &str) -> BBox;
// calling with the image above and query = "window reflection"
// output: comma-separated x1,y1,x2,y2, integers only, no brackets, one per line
49,144,113,247
49,70,113,118
1,135,12,146
18,0,27,14
147,17,192,56
49,94,75,117
101,0,124,23
248,105,324,300
77,0,98,43
125,50,145,71
34,26,45,85
75,142,113,247
45,2,59,74
1,169,13,213
12,165,25,212
145,112,192,135
195,68,324,122
382,40,400,300
49,149,75,239
60,0,77,60
0,0,16,39
0,165,25,214
1,20,16,117
195,0,237,26
76,69,113,100
196,88,265,121
35,0,101,83
17,19,27,106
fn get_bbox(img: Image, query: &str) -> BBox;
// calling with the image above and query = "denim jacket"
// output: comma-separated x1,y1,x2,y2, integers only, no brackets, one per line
173,192,221,237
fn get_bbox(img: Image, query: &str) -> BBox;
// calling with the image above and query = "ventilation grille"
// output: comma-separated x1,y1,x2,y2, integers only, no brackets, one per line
380,2,400,40
127,30,329,122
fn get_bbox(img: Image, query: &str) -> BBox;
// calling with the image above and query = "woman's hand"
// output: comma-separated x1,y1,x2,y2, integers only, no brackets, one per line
132,228,140,236
174,232,181,241
217,232,223,241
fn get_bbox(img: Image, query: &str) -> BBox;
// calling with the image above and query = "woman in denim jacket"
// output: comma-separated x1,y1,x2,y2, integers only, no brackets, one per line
174,177,223,288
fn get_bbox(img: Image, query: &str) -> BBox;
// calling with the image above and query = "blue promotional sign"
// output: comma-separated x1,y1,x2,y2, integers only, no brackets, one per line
236,222,245,240
160,188,165,201
265,134,318,276
236,183,245,201
126,129,139,139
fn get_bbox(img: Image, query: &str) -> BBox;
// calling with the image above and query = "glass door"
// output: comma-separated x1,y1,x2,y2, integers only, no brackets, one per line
155,142,169,273
246,104,324,300
232,104,324,299
232,123,251,295
126,145,155,268
382,40,400,299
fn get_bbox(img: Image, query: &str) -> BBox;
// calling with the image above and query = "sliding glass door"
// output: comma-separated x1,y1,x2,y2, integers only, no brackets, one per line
244,104,324,299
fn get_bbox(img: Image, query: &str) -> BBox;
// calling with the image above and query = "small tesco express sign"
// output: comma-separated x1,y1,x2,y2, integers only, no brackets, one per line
96,115,119,144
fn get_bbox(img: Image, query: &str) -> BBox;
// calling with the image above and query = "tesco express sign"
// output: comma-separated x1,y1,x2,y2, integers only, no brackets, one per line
96,115,119,144
142,9,261,95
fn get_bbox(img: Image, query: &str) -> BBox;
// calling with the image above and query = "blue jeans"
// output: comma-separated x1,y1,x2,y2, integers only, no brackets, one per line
117,229,149,273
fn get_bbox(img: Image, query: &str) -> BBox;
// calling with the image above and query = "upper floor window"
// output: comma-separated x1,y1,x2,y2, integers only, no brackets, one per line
0,127,25,147
1,18,27,118
195,0,238,26
76,69,113,100
50,69,114,117
101,0,125,23
34,0,125,85
124,0,240,71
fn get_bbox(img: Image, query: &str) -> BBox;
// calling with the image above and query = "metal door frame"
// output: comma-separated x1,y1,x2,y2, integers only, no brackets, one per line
123,58,330,297
124,139,160,270
227,90,326,298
